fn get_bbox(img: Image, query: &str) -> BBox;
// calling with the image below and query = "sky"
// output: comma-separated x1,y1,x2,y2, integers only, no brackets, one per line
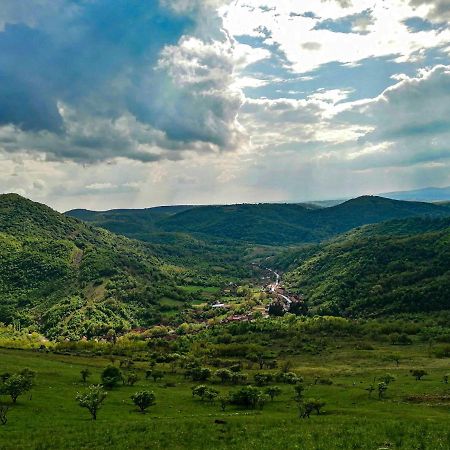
0,0,449,211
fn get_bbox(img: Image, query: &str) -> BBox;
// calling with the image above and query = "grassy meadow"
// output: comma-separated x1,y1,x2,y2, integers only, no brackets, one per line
1,338,449,450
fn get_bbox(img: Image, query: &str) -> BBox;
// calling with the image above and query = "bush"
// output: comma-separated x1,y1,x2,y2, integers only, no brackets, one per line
101,366,123,389
229,386,266,409
131,391,155,413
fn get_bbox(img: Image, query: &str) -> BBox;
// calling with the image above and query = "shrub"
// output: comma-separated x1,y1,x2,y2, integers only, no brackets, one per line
410,369,427,381
229,386,266,409
76,385,107,420
131,391,155,413
101,366,123,389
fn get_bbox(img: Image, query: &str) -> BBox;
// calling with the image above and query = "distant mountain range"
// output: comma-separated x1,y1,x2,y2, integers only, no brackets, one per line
67,195,450,246
380,186,450,202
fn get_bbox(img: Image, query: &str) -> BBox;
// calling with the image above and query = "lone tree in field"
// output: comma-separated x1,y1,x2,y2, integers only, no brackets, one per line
131,391,155,413
80,369,91,383
101,366,123,389
379,374,395,385
126,372,139,386
265,386,282,401
410,369,427,381
299,399,326,418
377,382,388,399
76,385,107,420
3,374,33,403
293,384,305,402
218,396,229,411
192,385,208,401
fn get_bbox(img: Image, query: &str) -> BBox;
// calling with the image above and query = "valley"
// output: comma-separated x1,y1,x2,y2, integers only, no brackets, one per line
1,193,450,449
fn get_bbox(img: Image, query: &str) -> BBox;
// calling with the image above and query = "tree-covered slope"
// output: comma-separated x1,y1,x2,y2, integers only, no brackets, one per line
68,196,450,246
0,194,182,338
283,217,450,316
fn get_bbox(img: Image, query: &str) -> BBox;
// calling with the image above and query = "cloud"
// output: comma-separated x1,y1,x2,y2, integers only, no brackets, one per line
0,0,251,163
409,0,450,21
338,65,450,168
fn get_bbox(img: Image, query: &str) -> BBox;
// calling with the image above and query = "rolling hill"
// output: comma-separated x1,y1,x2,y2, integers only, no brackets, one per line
0,194,185,339
68,196,450,246
282,216,450,317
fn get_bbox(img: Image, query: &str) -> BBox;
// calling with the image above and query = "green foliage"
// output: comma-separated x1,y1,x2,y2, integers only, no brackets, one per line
410,369,427,381
229,386,266,409
76,385,107,420
284,217,450,316
1,373,33,403
0,194,185,337
131,391,155,413
80,369,91,383
101,366,123,389
265,386,282,401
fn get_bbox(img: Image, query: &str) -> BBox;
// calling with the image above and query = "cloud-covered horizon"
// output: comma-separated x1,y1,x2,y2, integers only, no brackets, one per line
0,0,449,210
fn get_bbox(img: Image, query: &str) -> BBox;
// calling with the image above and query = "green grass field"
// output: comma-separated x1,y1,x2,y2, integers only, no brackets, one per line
1,341,449,450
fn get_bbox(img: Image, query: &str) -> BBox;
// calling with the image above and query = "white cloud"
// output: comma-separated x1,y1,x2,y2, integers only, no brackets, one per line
221,0,450,73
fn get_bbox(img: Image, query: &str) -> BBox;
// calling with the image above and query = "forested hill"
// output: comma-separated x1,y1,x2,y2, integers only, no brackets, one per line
282,216,450,317
0,194,182,339
68,196,450,245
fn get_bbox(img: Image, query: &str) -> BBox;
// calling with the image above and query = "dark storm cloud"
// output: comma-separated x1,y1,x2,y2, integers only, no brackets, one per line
0,0,243,162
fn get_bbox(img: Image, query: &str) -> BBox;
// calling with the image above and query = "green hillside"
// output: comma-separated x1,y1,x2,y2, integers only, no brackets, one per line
0,194,183,339
68,196,450,246
283,217,450,316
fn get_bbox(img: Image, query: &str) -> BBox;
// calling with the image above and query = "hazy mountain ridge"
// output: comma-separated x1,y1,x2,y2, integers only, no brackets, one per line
67,195,450,246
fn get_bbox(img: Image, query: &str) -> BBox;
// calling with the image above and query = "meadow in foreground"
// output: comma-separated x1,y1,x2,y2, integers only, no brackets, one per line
1,333,449,450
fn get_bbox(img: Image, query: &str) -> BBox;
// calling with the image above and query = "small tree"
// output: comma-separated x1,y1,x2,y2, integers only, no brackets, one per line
265,386,282,401
299,399,325,418
293,384,305,402
101,366,123,389
253,373,273,387
204,389,219,403
231,372,247,385
76,385,107,420
131,391,155,413
386,353,401,367
4,374,32,403
80,369,91,383
410,369,427,381
192,385,208,401
379,374,395,385
299,401,314,419
151,370,164,382
229,386,265,409
309,398,326,415
377,382,387,399
127,372,139,386
218,396,229,411
215,369,232,384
